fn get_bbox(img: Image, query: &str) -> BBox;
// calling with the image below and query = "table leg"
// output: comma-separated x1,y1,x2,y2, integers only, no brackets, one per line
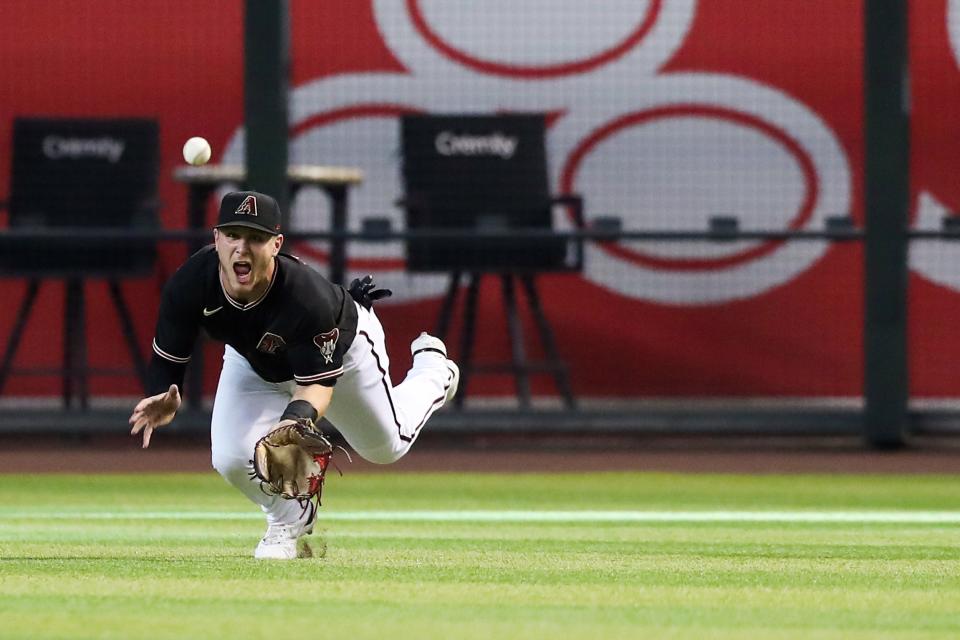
326,184,348,285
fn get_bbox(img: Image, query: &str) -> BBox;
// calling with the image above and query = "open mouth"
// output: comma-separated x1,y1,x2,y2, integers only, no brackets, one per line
233,261,252,284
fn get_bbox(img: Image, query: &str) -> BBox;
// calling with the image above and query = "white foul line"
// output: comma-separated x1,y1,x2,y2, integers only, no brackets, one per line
1,510,960,524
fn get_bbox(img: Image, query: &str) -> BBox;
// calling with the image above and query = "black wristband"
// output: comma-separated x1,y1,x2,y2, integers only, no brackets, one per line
280,399,319,424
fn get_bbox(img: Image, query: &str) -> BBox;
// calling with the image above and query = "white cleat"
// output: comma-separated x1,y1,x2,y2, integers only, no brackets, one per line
254,521,314,560
411,332,459,405
411,331,448,358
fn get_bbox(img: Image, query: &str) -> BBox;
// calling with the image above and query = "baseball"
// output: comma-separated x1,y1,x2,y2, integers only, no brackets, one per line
182,136,212,166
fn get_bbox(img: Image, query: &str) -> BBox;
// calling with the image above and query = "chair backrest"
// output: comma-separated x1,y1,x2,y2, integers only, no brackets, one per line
401,113,568,272
1,117,159,275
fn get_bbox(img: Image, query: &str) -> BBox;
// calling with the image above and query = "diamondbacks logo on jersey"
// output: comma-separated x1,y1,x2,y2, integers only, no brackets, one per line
256,332,285,355
235,195,258,216
313,328,339,364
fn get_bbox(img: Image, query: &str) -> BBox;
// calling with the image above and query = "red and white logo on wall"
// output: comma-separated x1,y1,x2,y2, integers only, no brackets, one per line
223,0,851,306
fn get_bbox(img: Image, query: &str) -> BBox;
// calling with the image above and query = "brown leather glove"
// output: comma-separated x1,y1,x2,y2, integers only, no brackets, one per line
252,419,335,501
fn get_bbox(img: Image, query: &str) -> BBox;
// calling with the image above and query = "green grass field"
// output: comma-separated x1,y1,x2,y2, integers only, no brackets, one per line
1,471,959,639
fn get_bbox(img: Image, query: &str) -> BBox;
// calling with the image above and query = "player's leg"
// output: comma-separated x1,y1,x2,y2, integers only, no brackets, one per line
323,304,458,464
210,346,315,540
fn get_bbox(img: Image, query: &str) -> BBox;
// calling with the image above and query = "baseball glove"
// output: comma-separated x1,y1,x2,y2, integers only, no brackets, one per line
251,419,344,512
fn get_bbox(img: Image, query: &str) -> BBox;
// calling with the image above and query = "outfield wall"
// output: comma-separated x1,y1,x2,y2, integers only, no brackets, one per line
0,2,958,407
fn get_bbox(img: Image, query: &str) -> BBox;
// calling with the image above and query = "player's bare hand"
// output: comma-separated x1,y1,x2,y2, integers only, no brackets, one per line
129,384,181,449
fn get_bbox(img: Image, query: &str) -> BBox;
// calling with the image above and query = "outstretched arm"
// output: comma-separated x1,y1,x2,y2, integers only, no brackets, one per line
133,253,203,448
129,384,182,448
291,383,333,419
263,383,334,437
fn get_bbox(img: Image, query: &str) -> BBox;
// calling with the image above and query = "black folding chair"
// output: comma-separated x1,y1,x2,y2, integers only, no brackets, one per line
399,114,583,409
0,118,160,408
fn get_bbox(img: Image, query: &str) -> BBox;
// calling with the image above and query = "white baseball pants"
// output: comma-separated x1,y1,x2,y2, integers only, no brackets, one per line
209,302,454,528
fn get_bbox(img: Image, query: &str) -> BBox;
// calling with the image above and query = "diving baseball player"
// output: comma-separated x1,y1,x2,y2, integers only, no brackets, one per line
127,191,459,559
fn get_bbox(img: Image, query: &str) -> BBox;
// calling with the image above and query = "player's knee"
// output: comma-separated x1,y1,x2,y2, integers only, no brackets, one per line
355,442,406,465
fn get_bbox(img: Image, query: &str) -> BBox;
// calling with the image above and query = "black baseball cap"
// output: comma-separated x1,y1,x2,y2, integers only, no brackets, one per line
215,191,282,235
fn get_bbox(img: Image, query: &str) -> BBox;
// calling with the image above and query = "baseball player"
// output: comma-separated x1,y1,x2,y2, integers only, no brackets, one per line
127,191,459,559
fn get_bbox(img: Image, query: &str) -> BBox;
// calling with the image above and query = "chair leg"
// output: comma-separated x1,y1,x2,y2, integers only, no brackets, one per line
63,278,87,409
520,275,576,409
455,273,481,409
76,280,89,410
0,280,41,396
434,271,461,340
501,274,531,409
108,280,149,394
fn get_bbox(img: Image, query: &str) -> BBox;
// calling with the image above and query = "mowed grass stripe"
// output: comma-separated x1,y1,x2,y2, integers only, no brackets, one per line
2,473,960,639
3,509,960,523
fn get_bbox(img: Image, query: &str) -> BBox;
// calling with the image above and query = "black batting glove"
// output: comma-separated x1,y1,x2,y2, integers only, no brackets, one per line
348,274,392,310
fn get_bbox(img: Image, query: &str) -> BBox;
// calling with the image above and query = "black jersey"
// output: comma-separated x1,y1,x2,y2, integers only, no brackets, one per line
147,246,358,394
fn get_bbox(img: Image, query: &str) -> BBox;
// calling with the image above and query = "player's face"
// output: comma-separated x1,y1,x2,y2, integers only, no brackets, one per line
214,227,284,300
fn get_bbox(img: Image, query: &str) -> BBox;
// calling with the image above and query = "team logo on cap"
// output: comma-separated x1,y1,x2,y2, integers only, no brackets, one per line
235,195,258,216
256,332,285,354
313,328,339,364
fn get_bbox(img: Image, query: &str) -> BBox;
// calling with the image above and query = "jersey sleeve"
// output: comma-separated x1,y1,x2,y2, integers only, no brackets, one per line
287,307,349,387
146,261,202,394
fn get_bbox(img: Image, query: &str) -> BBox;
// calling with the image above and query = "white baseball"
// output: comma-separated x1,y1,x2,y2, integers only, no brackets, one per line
182,136,212,166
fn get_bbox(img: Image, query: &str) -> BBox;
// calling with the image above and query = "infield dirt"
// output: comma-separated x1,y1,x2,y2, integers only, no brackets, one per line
2,433,959,474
